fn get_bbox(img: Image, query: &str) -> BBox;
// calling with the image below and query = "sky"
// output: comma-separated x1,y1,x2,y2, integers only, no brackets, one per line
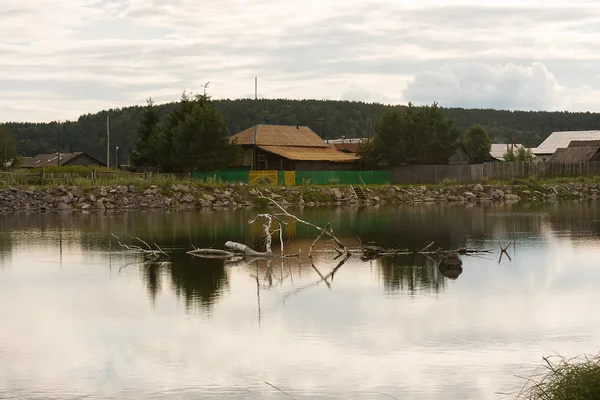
2,0,600,122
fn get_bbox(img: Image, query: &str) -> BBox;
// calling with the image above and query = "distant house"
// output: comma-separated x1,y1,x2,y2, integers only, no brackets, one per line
532,130,600,162
549,140,600,163
21,152,105,168
490,144,527,161
448,147,470,165
230,124,359,170
328,138,368,155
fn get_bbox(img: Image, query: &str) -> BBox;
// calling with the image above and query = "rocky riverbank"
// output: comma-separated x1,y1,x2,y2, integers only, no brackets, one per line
0,181,596,213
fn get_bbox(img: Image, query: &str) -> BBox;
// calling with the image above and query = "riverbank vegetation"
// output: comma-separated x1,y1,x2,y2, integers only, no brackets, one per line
518,355,600,400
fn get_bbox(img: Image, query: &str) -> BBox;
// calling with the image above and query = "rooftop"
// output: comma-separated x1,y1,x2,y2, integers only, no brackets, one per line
21,152,85,168
231,124,329,147
549,146,600,163
490,144,525,160
533,130,600,155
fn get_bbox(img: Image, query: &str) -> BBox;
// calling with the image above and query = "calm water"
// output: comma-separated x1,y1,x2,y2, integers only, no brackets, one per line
1,203,600,399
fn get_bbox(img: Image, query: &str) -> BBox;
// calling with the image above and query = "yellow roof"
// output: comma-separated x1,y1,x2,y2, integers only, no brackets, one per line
231,125,329,147
259,146,359,162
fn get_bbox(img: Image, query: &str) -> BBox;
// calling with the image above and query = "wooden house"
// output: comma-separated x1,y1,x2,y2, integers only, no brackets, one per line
230,124,359,170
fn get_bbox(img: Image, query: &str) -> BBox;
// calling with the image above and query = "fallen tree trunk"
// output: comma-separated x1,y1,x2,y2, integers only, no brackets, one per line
225,241,270,257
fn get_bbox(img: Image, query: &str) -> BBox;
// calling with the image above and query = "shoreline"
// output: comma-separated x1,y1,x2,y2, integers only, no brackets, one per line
0,181,595,213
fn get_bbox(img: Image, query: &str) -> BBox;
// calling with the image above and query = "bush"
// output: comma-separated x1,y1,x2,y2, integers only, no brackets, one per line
519,354,600,399
440,178,457,186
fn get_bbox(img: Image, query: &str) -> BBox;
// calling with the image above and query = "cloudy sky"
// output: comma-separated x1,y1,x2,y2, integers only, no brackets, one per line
2,0,600,122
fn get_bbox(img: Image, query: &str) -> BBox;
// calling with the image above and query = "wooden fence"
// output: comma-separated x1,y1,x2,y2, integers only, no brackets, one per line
392,162,600,184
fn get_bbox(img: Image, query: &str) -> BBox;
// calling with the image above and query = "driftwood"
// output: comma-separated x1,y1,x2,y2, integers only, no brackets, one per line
111,233,169,261
256,190,351,256
358,241,492,261
189,192,346,261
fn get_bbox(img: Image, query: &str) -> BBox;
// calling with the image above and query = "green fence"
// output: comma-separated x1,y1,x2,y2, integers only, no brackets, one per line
193,169,249,183
294,170,392,185
192,169,392,185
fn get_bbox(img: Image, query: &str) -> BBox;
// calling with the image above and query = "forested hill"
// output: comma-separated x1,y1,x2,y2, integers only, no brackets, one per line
5,99,600,164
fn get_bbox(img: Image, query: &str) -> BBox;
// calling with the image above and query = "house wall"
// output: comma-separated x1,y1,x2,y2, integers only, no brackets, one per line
232,146,359,171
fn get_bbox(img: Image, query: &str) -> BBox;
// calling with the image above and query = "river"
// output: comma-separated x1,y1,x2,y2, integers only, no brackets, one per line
1,202,600,399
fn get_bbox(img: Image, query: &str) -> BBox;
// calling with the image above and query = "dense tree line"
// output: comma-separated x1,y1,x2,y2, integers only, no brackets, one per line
359,103,459,167
4,98,600,165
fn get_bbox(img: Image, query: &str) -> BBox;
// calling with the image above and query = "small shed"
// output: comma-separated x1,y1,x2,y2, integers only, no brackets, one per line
21,152,106,168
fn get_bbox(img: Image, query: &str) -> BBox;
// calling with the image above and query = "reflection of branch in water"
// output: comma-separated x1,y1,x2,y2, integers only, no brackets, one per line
255,262,261,326
119,260,170,274
498,239,512,263
281,254,350,303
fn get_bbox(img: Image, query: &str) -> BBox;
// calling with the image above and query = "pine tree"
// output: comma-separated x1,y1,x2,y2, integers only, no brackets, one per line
130,98,160,168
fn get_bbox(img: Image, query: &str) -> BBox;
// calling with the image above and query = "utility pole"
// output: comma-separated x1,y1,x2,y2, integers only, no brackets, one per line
115,146,119,169
255,77,258,100
511,126,516,152
106,115,110,168
56,122,60,166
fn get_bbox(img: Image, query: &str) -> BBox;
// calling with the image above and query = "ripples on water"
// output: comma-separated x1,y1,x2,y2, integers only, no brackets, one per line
1,202,600,399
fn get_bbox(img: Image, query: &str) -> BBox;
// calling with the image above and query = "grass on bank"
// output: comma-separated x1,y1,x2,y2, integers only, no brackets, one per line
517,354,600,400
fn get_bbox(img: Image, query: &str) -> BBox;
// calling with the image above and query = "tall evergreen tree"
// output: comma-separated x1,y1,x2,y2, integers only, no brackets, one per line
463,124,492,163
158,92,195,172
130,98,160,168
171,93,238,172
0,125,18,168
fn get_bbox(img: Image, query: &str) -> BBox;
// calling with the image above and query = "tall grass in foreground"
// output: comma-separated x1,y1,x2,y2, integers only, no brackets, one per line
518,354,600,399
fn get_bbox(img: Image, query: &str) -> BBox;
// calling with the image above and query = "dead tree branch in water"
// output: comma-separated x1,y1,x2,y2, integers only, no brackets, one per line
256,190,351,256
188,193,348,261
111,233,170,261
358,241,492,261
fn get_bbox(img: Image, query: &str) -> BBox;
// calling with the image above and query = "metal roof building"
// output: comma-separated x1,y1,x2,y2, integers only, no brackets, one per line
533,131,600,154
490,144,526,161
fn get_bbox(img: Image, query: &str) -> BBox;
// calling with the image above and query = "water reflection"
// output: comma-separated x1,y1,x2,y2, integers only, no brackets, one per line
378,256,446,292
3,202,600,399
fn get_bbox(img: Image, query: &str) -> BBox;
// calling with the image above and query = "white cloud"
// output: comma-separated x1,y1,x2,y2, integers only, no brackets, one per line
403,62,600,111
2,0,600,121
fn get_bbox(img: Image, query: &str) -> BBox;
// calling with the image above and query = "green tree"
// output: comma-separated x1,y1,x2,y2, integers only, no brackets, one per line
360,103,459,167
463,124,491,163
503,146,535,162
171,93,239,172
516,146,535,162
158,91,195,172
503,147,516,162
130,98,160,168
0,125,18,168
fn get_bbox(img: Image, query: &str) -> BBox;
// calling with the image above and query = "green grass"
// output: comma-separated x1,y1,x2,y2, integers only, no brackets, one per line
518,355,600,400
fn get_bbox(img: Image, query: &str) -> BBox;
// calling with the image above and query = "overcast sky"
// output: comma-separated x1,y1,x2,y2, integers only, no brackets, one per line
2,0,600,122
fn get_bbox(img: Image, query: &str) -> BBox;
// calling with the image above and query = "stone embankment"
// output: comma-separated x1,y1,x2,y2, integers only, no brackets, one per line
0,181,595,213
